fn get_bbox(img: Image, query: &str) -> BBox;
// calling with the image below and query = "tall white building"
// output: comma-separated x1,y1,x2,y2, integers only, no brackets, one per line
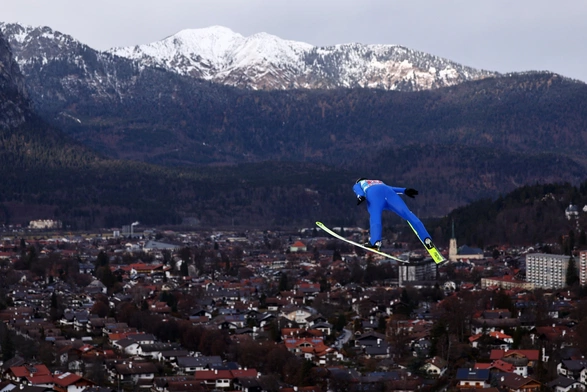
398,259,437,286
579,251,587,286
525,253,570,289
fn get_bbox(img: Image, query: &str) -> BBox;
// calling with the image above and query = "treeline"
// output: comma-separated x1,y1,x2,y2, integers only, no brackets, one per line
3,114,587,248
429,182,587,248
25,65,587,218
40,72,587,168
0,123,358,229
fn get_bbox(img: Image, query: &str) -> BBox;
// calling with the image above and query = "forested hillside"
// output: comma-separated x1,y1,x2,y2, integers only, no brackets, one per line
0,120,356,230
432,182,587,249
21,69,587,217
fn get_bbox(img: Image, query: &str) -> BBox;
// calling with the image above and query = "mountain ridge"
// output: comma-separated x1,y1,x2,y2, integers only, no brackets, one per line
2,22,498,92
107,25,498,91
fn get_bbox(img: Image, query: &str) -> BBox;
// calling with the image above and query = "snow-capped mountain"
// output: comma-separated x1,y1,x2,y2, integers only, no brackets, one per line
0,29,32,129
0,22,149,111
109,25,497,91
1,22,497,92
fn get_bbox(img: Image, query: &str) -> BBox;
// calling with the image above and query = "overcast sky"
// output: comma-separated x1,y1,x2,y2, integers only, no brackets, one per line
3,0,587,82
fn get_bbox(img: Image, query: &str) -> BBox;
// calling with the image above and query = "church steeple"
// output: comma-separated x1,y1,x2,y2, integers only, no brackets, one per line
449,219,457,262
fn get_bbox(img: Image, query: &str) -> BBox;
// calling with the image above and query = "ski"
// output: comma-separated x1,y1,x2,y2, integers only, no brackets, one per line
407,222,447,264
315,221,408,263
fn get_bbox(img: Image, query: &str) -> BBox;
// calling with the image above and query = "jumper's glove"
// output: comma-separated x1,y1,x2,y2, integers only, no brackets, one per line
404,188,418,198
357,196,366,205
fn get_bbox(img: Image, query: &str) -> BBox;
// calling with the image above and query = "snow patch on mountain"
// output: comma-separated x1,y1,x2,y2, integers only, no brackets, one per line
1,22,498,92
108,26,497,91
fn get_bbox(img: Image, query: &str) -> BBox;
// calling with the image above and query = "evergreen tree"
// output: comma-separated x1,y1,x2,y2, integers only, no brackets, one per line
50,291,58,309
580,230,587,247
180,260,189,276
566,256,579,287
334,313,347,332
95,266,117,290
0,324,15,361
268,320,280,342
95,250,109,267
377,315,387,333
278,273,289,292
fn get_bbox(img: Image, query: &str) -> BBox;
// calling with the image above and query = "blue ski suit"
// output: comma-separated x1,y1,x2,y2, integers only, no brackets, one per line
353,179,432,246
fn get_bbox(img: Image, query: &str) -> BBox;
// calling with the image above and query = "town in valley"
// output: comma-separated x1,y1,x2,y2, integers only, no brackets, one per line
0,210,586,392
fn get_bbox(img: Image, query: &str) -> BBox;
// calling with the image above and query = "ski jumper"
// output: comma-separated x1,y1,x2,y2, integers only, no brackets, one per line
353,179,432,246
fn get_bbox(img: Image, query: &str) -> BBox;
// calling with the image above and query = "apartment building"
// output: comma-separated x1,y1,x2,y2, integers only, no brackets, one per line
579,250,587,286
525,253,570,289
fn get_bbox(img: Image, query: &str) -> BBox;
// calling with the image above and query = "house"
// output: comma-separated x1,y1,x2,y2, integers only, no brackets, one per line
283,337,337,364
212,314,247,330
421,356,447,377
296,282,320,300
52,372,94,392
175,356,223,374
497,373,541,392
112,333,157,355
469,330,513,349
152,376,199,392
158,349,191,364
85,279,107,295
472,309,520,334
229,368,258,381
455,368,490,389
490,349,539,377
535,325,574,348
232,377,262,392
355,331,387,348
280,305,315,325
111,338,140,355
354,332,390,359
78,263,95,274
546,376,584,392
6,364,52,386
143,241,180,252
557,359,587,383
263,298,286,313
193,369,233,390
137,343,184,360
311,322,333,337
109,361,158,386
289,241,307,252
475,359,515,374
0,381,17,392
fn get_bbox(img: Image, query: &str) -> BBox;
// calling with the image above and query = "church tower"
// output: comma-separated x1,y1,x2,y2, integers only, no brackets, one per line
448,220,457,262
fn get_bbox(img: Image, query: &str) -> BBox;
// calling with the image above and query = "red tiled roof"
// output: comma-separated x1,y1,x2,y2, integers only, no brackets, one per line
28,374,54,384
230,369,258,378
194,369,233,380
53,372,83,387
490,349,539,361
10,364,51,378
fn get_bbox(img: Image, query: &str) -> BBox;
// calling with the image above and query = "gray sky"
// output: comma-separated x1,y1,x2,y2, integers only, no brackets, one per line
4,0,587,82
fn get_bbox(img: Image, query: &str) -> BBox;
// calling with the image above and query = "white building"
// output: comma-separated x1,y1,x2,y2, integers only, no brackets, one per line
398,259,437,286
578,251,587,287
526,253,571,289
29,219,62,229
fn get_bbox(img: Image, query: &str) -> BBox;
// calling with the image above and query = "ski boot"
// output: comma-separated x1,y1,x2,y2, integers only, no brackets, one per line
364,240,382,251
